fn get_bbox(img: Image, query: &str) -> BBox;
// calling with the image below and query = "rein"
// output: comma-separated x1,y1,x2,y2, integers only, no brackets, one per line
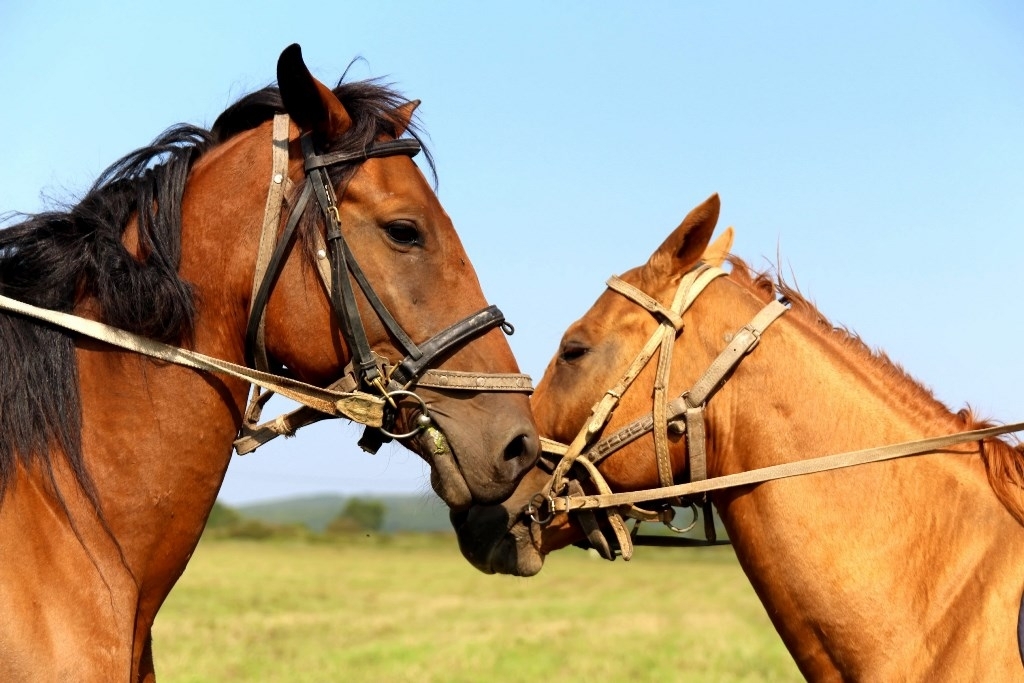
531,263,1024,560
0,292,384,426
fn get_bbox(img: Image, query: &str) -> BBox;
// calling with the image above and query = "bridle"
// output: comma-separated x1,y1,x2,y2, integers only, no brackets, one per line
526,261,1024,561
525,262,763,559
238,113,532,455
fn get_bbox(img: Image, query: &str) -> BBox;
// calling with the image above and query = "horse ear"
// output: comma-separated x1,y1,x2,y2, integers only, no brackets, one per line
702,226,734,267
643,193,721,279
277,44,352,142
393,100,420,137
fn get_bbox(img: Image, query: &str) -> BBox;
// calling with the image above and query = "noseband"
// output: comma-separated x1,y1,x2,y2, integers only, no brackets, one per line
240,114,531,454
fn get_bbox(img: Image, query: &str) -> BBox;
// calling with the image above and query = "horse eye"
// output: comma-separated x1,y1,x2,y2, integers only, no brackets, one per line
559,342,590,363
384,220,421,246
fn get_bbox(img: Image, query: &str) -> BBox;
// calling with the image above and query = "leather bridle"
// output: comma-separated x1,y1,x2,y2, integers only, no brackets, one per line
238,114,532,455
526,262,760,559
526,260,1024,561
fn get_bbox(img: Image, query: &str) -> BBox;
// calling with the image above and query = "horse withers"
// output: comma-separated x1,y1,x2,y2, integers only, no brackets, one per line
453,194,1024,680
0,45,537,681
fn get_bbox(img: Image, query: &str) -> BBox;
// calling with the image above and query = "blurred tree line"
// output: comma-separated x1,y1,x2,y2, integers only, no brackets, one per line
205,498,387,540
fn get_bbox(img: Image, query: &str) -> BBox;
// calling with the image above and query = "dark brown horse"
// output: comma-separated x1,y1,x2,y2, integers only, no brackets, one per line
0,45,537,681
454,194,1024,680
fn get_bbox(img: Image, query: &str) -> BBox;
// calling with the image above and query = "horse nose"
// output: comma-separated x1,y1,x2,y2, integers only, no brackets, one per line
503,429,541,473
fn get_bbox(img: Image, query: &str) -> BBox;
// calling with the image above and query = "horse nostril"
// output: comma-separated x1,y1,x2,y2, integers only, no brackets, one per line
503,432,540,466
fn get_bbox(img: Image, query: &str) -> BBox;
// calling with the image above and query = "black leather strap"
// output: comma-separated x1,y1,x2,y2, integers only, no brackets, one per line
341,239,421,362
245,184,312,368
393,306,506,385
303,139,420,171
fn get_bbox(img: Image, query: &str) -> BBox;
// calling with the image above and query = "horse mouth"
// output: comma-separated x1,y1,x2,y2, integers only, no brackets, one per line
451,510,545,577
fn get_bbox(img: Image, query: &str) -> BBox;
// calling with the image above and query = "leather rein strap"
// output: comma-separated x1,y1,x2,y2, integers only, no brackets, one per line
238,115,531,455
0,292,384,427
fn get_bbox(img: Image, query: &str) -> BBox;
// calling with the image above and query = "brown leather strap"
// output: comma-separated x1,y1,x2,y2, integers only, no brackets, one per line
0,293,384,426
248,113,292,374
550,421,1024,513
413,369,533,392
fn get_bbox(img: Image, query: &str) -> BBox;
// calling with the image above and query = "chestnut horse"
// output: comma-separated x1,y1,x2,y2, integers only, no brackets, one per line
0,45,537,681
454,194,1024,680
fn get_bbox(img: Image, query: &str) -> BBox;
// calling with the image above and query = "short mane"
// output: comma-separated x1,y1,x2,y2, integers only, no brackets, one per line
0,76,431,509
726,255,1024,526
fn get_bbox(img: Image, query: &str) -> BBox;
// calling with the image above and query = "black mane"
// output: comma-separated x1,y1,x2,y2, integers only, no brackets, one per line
0,75,430,507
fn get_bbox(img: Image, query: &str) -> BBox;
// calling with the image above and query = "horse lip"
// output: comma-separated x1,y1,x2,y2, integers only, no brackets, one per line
417,429,473,511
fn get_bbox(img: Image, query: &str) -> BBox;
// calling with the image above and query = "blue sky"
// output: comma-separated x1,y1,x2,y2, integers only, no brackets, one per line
2,2,1022,504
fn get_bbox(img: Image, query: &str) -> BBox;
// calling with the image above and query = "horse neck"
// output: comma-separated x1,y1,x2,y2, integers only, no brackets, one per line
71,123,277,611
694,277,1024,678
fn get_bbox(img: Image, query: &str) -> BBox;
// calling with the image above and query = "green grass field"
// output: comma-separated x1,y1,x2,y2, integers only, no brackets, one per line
153,535,801,682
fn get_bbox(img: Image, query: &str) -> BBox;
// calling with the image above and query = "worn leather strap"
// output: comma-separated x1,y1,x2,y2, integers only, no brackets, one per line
234,375,360,454
413,369,533,392
606,276,683,330
0,293,384,427
682,299,789,484
247,113,292,373
392,306,506,385
244,182,312,368
303,139,421,171
550,421,1024,513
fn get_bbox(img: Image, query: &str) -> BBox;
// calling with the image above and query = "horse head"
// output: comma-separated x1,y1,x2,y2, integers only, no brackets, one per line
452,194,735,573
194,45,539,510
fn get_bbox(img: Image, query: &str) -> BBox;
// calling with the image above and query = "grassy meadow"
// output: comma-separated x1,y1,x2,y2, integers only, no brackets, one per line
152,535,800,682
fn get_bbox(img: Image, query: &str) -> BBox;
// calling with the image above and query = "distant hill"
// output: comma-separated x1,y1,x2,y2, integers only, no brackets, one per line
236,493,451,533
231,492,728,541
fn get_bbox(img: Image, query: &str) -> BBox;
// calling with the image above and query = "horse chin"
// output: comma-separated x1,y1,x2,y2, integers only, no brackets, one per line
451,507,546,577
501,521,546,577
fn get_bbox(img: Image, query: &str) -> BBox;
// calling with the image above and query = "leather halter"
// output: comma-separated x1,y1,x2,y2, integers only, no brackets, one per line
239,114,531,454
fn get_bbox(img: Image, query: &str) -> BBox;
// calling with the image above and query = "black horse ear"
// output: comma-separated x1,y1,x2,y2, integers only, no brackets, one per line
277,44,352,143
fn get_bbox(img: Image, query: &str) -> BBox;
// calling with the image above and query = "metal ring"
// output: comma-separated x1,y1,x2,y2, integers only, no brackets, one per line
501,321,515,335
525,493,553,525
377,389,432,440
665,503,699,534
